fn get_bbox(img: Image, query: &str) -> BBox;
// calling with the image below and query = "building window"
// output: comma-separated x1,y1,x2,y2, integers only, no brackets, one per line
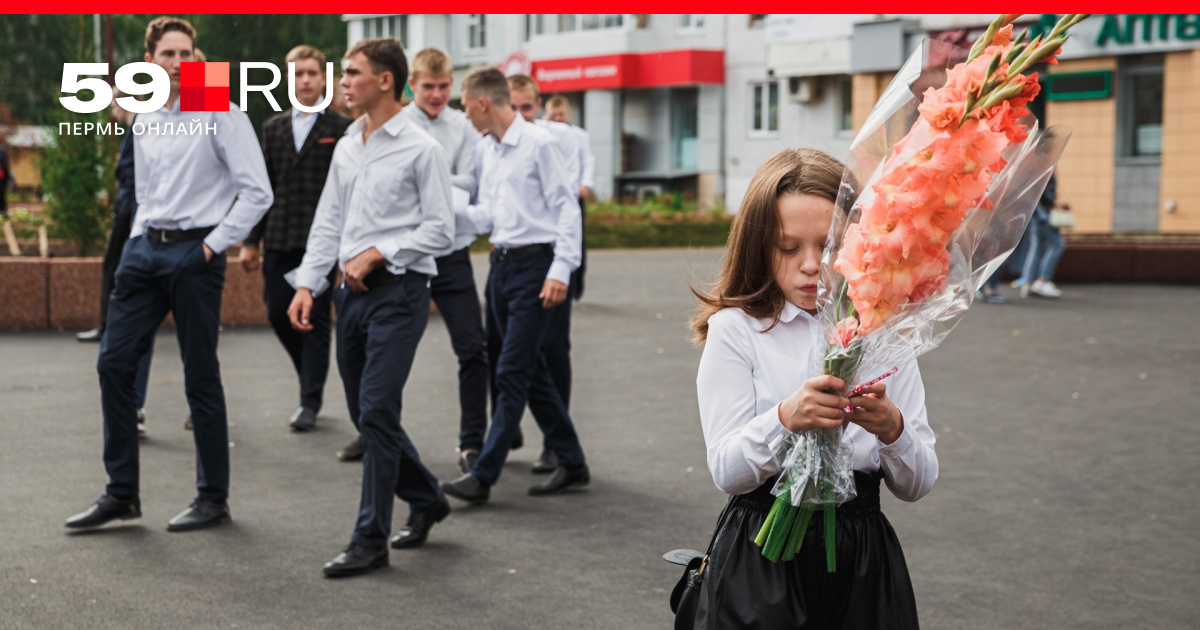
838,77,853,132
1119,58,1164,157
362,15,407,43
679,15,705,30
467,14,487,50
524,14,546,41
673,88,699,169
751,81,779,134
749,15,769,28
555,14,626,33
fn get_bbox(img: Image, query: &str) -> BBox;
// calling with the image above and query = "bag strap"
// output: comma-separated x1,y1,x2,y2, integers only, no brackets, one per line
696,495,738,576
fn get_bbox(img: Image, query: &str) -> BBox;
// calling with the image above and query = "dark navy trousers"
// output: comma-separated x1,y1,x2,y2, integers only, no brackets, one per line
98,234,228,502
474,247,586,486
334,273,443,552
431,246,489,452
262,250,332,412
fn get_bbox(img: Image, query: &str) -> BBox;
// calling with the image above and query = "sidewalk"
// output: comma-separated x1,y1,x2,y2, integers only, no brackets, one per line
1,249,1197,629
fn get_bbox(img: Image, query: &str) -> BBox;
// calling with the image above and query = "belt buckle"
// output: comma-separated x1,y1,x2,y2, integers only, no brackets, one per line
160,230,174,244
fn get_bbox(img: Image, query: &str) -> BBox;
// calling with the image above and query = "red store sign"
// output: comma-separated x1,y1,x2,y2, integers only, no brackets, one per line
529,49,724,92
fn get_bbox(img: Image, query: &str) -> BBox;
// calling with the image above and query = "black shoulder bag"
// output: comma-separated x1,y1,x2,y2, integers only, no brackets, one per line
663,497,736,630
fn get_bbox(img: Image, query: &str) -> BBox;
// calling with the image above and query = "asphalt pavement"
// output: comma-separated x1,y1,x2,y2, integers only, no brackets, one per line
1,249,1197,629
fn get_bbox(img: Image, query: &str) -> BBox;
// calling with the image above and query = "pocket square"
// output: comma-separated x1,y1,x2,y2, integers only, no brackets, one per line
318,137,337,144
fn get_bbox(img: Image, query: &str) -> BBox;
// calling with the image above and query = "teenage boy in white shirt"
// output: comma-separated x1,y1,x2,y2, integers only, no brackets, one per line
66,16,273,533
399,48,490,477
505,75,585,475
287,38,454,577
440,67,589,505
544,94,594,303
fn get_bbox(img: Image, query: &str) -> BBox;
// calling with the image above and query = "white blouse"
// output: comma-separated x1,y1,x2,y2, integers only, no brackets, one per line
697,301,938,501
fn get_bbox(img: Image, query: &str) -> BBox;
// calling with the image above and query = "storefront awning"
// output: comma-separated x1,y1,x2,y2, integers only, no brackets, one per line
530,49,724,92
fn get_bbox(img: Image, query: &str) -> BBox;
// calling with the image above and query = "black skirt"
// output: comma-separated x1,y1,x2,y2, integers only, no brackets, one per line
693,471,919,629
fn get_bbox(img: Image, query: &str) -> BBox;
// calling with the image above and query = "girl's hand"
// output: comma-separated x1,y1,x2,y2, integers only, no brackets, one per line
846,383,904,444
778,375,850,433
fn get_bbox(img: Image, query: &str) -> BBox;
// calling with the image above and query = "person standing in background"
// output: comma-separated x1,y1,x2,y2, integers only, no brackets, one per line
76,90,156,436
239,45,352,436
543,93,592,300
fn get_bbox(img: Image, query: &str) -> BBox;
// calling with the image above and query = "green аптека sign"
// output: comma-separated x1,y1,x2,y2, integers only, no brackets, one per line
1094,14,1200,46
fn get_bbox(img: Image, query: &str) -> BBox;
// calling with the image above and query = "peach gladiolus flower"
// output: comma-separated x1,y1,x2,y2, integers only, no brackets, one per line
918,86,967,132
830,316,859,348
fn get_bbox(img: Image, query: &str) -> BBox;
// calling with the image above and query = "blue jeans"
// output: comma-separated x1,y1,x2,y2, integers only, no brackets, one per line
335,274,443,551
99,234,228,502
1019,217,1065,284
474,246,586,486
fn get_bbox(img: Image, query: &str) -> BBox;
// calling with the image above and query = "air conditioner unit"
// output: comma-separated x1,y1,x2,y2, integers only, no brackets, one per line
788,76,822,104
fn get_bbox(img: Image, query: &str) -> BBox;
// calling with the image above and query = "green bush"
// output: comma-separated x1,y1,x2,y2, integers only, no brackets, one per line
39,110,116,255
469,201,732,251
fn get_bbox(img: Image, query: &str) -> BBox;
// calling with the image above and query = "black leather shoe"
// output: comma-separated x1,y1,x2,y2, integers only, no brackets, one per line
65,495,141,529
511,430,524,451
289,406,317,431
532,447,558,474
323,543,388,577
456,449,479,476
441,473,490,505
166,500,231,532
390,497,451,549
76,327,104,343
529,464,590,496
338,435,365,461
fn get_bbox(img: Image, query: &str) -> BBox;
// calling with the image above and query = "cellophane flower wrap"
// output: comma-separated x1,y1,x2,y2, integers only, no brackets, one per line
755,14,1088,569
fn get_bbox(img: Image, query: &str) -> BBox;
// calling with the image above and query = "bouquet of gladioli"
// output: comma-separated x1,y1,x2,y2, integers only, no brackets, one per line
756,13,1089,569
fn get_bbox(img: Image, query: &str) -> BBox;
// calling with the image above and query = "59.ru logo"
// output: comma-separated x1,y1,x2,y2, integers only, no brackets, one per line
59,61,334,114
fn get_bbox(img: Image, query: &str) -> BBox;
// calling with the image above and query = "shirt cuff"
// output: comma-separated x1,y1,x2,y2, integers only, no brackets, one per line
547,260,573,286
878,422,914,464
288,268,331,297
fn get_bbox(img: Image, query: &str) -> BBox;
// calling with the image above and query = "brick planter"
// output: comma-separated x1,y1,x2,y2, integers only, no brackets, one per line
0,257,268,330
1055,239,1200,284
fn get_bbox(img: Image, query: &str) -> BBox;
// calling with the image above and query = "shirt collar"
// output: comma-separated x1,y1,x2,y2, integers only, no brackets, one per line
778,300,817,324
378,109,410,137
496,114,526,148
292,109,316,121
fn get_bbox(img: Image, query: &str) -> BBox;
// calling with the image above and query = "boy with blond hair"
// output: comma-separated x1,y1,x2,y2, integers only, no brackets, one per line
400,48,490,477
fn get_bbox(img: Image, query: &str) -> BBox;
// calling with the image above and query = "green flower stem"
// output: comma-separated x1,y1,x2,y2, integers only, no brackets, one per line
755,493,782,546
824,485,838,572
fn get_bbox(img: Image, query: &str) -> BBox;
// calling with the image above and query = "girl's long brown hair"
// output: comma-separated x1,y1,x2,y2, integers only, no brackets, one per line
690,149,844,344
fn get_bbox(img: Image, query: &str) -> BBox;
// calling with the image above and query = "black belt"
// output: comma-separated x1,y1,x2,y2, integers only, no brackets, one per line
363,268,425,289
146,226,215,244
491,243,553,260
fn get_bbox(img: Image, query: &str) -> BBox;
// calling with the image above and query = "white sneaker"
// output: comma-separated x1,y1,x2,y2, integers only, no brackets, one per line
1019,282,1031,298
1031,280,1062,298
137,408,147,438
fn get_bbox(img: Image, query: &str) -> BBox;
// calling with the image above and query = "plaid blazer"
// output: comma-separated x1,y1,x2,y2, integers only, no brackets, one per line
247,110,353,252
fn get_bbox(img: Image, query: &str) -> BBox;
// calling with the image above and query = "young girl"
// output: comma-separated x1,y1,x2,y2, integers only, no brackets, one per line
690,149,939,628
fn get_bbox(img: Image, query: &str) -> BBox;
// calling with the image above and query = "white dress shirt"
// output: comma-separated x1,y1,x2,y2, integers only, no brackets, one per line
132,100,273,254
467,116,582,286
291,111,454,296
401,102,481,254
291,109,318,152
572,125,595,190
533,119,582,190
697,301,939,501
